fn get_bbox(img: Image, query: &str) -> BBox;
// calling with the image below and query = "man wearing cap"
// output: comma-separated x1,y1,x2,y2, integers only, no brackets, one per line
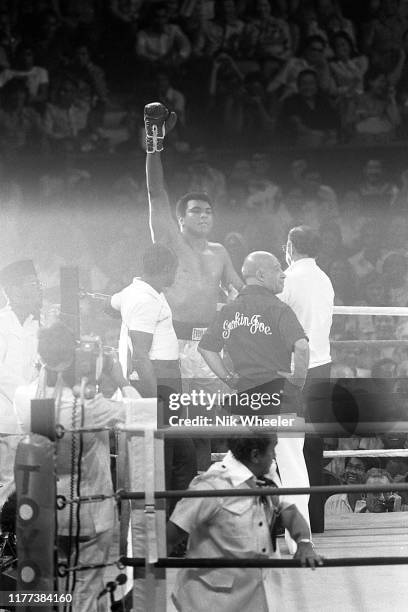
0,259,42,510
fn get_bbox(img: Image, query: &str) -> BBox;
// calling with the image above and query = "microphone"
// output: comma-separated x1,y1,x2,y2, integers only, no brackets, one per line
97,573,127,599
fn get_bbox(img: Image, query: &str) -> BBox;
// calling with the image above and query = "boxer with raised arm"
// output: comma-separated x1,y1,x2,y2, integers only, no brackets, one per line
144,102,244,468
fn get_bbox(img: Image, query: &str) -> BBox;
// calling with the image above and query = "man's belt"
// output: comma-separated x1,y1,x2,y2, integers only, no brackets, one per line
173,321,208,341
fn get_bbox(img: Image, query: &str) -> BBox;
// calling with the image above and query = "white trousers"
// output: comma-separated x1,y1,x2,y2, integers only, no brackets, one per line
275,421,310,553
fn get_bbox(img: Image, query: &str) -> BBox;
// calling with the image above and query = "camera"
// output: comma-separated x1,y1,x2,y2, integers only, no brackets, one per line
74,336,116,391
385,494,402,512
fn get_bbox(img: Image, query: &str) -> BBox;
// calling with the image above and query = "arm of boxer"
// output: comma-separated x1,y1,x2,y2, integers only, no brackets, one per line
146,152,179,244
220,245,244,294
129,330,157,397
145,103,179,244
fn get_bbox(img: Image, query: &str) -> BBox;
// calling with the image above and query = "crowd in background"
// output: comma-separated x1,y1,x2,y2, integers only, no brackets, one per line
4,0,408,154
1,1,408,501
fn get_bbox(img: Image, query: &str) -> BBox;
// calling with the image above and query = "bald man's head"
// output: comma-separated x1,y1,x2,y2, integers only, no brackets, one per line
242,251,285,294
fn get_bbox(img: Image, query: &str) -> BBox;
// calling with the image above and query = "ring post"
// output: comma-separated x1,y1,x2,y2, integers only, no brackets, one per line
125,398,166,612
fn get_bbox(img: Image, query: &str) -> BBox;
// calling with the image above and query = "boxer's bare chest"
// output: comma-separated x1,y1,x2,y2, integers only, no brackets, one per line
165,240,224,322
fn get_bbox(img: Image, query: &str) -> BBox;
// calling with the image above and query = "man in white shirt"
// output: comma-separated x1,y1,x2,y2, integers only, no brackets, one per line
0,259,42,510
110,243,197,511
167,434,323,612
13,320,139,612
279,225,334,533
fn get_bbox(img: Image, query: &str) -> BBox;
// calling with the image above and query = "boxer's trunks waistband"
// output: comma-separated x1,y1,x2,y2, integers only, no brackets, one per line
173,321,208,341
151,359,180,368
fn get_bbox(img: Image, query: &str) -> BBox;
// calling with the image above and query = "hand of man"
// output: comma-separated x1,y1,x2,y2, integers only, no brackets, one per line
277,371,305,389
294,542,324,570
98,355,128,397
144,102,177,152
84,394,125,429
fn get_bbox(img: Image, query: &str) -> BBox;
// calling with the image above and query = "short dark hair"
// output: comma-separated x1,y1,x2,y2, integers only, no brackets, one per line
297,68,318,90
175,192,213,219
142,243,178,277
38,321,76,368
331,31,355,55
345,456,368,470
228,435,277,463
289,225,321,257
304,34,326,51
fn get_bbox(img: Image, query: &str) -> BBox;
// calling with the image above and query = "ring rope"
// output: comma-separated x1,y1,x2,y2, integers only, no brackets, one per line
212,449,408,461
333,305,408,316
118,482,408,500
324,449,408,458
119,556,408,568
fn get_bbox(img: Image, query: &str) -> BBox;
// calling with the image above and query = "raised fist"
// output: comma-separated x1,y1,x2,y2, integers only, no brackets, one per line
144,102,177,153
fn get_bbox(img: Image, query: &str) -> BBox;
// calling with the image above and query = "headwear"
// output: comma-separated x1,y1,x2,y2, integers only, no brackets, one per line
0,259,37,288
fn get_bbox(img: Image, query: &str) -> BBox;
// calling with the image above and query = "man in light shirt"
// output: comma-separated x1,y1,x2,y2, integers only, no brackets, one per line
167,434,323,612
279,225,334,533
0,259,42,511
110,243,197,511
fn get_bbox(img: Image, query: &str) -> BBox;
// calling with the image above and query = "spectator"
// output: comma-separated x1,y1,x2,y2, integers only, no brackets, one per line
154,70,186,127
242,177,292,258
328,258,357,306
371,357,397,378
286,165,339,231
269,35,336,99
362,468,399,513
208,0,246,58
69,43,109,109
316,222,347,275
362,0,406,73
392,169,408,213
186,146,228,206
349,219,386,279
224,231,247,276
135,1,191,68
328,258,358,339
44,75,91,151
110,0,142,25
0,77,45,156
214,66,279,144
347,159,399,217
243,0,292,61
325,456,368,515
383,215,408,255
10,44,49,106
354,271,387,339
329,31,368,100
0,10,20,61
320,7,356,45
31,9,73,76
345,68,401,144
382,252,408,306
278,68,340,146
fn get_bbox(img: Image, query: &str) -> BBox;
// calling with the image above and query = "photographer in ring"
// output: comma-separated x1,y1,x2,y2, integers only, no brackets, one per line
13,321,139,612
